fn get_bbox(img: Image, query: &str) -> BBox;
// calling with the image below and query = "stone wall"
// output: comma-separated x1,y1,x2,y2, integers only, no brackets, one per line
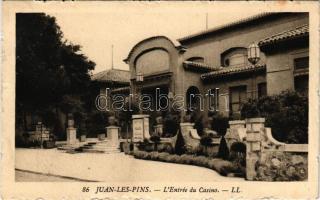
245,118,308,181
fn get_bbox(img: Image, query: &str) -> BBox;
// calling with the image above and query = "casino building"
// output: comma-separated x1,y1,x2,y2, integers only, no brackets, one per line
122,12,309,121
94,12,309,132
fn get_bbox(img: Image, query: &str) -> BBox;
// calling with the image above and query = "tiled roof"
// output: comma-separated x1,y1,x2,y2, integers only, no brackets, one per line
183,61,221,72
259,24,309,46
92,69,130,84
178,13,276,43
200,64,266,80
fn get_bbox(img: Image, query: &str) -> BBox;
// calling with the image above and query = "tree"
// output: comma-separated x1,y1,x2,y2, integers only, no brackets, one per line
16,13,95,138
241,91,308,143
200,135,212,155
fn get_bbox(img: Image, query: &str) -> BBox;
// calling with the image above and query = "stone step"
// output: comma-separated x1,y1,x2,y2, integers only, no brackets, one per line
82,149,121,154
93,144,117,147
57,145,80,150
83,147,120,151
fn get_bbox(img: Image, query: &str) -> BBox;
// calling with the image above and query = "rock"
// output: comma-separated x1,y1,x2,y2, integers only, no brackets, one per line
291,155,305,165
286,166,296,177
271,158,281,168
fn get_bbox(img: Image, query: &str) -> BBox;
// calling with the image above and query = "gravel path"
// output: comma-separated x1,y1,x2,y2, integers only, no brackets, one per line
15,148,244,182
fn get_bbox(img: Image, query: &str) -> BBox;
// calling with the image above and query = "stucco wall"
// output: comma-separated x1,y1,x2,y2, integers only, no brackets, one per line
126,37,179,80
202,73,266,117
180,13,308,68
265,48,309,95
135,49,170,75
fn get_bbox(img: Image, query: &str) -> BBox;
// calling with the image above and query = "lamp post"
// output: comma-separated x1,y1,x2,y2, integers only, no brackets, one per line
247,43,261,99
136,71,144,114
168,91,174,112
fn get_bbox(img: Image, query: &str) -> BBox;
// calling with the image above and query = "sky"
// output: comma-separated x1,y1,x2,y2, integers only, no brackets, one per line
49,6,262,74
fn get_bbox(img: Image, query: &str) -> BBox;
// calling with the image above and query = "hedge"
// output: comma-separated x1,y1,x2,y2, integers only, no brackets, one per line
133,150,244,177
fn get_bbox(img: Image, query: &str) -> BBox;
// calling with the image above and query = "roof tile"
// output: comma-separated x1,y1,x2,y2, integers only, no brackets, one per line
92,69,130,84
183,61,221,72
201,64,266,80
259,24,309,46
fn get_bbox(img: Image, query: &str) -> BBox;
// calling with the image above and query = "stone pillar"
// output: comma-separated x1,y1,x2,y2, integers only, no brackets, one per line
106,126,120,147
224,120,246,150
245,118,265,180
132,114,150,142
66,127,77,145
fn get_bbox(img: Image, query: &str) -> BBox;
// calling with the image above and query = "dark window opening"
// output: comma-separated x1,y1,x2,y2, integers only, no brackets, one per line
258,82,267,98
294,75,309,96
229,85,247,116
294,57,309,70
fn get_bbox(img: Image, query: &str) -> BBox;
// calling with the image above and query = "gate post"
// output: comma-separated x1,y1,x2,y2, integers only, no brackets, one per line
245,118,265,180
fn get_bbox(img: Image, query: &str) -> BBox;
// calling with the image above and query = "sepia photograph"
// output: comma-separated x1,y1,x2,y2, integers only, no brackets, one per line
1,1,319,199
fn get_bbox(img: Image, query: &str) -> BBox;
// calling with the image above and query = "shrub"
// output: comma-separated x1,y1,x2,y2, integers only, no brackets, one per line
209,113,229,136
217,136,229,160
132,150,243,177
150,135,161,151
150,152,160,160
158,152,170,161
174,130,186,155
241,91,308,144
163,111,180,137
85,111,109,137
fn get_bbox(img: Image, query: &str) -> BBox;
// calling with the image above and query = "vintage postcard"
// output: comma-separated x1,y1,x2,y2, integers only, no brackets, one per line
1,1,319,199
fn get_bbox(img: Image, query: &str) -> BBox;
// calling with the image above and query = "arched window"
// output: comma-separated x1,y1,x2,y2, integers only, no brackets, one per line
186,86,201,112
221,47,248,67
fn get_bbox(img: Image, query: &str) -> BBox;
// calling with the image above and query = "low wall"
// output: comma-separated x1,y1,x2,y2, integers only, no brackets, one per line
245,118,308,181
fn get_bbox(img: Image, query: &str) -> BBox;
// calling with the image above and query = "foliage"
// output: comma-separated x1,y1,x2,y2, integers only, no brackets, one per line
150,135,161,151
255,152,307,181
217,136,230,160
229,142,246,169
193,115,204,136
133,151,242,177
200,135,213,147
209,112,229,136
150,135,161,143
174,130,186,155
85,111,109,137
241,91,308,143
163,110,180,137
16,13,95,138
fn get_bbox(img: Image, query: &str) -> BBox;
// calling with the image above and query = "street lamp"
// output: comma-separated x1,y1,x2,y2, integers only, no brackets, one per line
247,42,261,99
248,43,260,65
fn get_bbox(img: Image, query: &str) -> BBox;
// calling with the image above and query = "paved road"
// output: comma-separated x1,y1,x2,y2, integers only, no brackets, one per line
15,148,244,182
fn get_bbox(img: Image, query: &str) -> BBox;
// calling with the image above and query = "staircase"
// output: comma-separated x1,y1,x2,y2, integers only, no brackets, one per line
79,140,120,154
57,138,121,154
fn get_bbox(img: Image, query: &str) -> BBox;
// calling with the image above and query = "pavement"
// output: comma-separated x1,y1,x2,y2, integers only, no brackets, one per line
15,169,85,182
15,148,244,182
